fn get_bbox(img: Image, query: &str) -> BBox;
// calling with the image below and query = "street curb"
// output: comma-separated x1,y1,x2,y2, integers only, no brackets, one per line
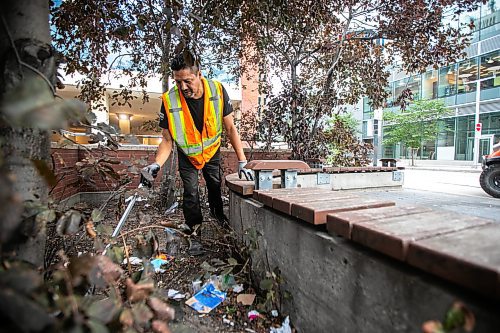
403,166,482,173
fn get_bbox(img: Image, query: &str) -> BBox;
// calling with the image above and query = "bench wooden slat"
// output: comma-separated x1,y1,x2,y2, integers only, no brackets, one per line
225,174,254,196
256,188,331,207
291,199,395,225
326,205,433,239
350,211,491,261
245,160,309,171
407,223,500,298
273,192,359,215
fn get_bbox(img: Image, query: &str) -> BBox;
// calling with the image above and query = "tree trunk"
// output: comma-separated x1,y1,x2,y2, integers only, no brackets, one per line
0,0,54,267
158,21,177,211
290,61,299,159
411,147,419,166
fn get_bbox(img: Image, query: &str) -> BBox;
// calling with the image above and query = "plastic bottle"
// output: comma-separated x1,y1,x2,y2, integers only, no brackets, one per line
165,227,181,255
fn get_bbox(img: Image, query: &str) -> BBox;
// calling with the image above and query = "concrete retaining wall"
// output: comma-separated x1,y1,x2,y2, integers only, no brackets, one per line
229,193,500,333
297,172,403,190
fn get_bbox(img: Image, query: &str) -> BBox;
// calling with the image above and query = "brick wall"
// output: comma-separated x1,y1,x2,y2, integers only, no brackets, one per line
50,147,80,200
51,144,290,201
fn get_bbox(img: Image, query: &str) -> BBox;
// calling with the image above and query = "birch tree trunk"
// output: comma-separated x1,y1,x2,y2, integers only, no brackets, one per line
0,0,54,267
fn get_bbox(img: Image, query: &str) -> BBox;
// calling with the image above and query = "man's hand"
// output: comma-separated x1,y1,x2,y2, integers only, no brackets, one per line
238,160,253,181
140,163,160,187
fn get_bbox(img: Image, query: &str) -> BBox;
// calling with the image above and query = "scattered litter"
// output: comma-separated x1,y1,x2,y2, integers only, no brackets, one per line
165,228,181,255
150,258,169,273
247,310,260,321
122,257,143,265
144,203,151,208
177,223,192,233
192,279,202,293
219,274,236,291
222,315,235,327
232,284,244,293
156,253,174,261
186,283,226,314
164,201,178,215
126,195,146,203
270,316,291,333
244,329,257,333
237,294,256,306
271,310,279,317
167,289,186,300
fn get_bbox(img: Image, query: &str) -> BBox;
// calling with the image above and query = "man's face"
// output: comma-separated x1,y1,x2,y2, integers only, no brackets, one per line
173,68,203,99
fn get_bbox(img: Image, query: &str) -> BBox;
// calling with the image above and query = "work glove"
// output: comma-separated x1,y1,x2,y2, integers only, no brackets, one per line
140,163,160,188
238,160,253,181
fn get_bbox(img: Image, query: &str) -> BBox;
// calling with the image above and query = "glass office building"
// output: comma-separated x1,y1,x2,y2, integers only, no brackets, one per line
362,2,500,161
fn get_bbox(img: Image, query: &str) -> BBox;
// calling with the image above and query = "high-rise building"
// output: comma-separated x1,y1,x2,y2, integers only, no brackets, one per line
361,2,500,162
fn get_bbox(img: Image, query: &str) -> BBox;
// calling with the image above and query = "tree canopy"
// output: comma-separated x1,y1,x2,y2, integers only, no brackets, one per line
240,0,483,160
383,99,451,148
51,0,242,109
383,99,451,164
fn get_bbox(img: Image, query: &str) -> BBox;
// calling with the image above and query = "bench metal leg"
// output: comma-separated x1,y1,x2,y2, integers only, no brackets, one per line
254,170,273,190
281,170,297,188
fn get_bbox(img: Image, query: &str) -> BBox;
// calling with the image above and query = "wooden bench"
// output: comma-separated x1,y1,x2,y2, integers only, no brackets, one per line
225,166,499,299
379,158,398,167
252,187,395,224
326,205,498,299
245,160,310,190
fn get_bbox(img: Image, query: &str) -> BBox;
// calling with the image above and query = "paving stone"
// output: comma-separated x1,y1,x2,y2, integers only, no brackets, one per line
407,223,500,299
291,199,395,225
351,211,491,261
326,205,432,239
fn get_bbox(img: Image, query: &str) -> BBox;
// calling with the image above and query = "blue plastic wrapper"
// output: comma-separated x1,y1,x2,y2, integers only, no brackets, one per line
186,282,227,313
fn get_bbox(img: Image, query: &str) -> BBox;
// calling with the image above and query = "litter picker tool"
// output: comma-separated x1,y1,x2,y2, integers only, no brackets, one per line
102,183,143,255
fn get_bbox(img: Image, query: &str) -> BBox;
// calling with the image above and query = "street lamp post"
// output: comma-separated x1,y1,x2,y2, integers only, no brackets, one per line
373,108,383,166
472,75,493,167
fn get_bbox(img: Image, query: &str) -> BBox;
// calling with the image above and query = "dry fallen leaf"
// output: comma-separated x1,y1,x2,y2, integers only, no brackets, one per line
421,320,444,333
126,278,154,303
152,320,171,333
451,301,475,332
236,293,256,306
148,297,175,321
119,308,134,328
95,255,123,282
85,220,97,238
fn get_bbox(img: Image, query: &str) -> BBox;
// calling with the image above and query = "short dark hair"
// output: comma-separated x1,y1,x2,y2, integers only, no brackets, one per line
171,50,200,72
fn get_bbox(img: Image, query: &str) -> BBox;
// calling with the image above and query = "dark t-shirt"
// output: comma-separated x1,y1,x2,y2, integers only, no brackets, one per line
159,82,233,132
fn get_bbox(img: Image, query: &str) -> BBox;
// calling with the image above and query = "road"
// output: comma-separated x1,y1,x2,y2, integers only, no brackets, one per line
359,169,500,222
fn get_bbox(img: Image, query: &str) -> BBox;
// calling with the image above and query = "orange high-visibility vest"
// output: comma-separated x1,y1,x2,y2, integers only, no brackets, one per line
162,78,224,169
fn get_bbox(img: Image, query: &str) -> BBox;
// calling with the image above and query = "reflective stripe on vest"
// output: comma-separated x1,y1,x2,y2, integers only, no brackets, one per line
162,78,224,169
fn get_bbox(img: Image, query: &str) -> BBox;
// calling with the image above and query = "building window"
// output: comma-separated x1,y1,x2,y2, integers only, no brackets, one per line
437,118,455,147
457,57,479,94
363,97,372,120
422,70,438,100
480,1,500,40
460,5,481,42
480,50,500,90
438,64,457,97
384,82,394,107
394,77,420,101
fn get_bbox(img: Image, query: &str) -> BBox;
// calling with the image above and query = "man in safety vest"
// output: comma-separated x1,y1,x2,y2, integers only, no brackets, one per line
141,50,253,254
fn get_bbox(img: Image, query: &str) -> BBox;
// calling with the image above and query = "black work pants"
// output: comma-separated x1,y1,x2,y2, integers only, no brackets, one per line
178,148,224,230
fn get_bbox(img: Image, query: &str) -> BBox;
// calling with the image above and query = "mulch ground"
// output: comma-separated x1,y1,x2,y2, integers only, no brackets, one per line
46,190,290,333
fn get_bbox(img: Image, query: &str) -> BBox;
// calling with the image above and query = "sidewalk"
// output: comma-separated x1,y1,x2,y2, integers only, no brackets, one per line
384,159,483,173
